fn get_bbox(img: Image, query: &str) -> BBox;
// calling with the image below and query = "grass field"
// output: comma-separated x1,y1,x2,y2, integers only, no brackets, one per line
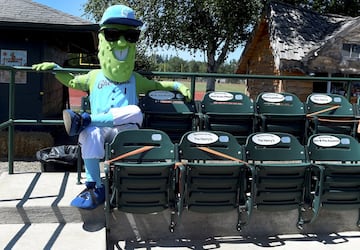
157,77,246,93
180,80,246,100
184,81,246,93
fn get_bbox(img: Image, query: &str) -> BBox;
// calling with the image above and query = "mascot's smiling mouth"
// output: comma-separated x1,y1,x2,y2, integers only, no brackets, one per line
113,48,128,61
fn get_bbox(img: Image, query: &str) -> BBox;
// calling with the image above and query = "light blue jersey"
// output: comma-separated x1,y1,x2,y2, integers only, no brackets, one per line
89,72,138,115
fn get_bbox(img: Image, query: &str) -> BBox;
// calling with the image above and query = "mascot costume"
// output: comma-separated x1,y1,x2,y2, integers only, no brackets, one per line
33,5,190,209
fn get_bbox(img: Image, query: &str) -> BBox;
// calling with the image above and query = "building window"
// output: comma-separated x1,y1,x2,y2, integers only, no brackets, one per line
313,73,347,95
342,43,360,58
312,73,328,93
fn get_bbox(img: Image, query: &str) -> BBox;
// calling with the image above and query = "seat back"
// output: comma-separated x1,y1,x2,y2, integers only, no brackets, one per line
200,91,255,144
139,90,197,143
256,92,305,115
178,130,252,230
305,93,357,136
307,133,360,162
245,132,308,162
105,129,177,214
244,132,311,227
255,92,306,143
307,133,360,212
306,93,355,117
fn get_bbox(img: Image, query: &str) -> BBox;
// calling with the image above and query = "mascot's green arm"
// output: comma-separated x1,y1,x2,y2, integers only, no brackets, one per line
42,66,191,99
55,70,100,92
31,62,92,92
134,72,191,100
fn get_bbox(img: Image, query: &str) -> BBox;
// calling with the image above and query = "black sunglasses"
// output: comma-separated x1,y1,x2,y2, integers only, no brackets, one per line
100,28,141,43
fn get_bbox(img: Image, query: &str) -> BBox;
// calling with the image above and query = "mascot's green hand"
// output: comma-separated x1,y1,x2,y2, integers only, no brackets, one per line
32,62,60,71
32,62,73,85
178,84,192,101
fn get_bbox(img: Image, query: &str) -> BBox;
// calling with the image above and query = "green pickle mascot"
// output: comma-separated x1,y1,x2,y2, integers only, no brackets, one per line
33,5,190,209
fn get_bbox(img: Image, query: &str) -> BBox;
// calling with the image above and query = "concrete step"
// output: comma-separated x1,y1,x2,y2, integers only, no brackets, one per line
107,208,360,249
0,172,106,249
2,171,360,249
0,172,105,224
0,223,105,250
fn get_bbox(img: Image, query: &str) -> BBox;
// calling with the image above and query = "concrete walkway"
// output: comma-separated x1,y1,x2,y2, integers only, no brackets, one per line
106,209,360,249
1,170,360,249
0,172,105,250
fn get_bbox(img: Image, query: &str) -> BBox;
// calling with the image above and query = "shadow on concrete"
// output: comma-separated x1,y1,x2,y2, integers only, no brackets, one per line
111,232,360,249
106,209,360,249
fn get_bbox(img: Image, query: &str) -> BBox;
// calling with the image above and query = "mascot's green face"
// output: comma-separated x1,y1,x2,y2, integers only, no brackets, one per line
98,24,139,83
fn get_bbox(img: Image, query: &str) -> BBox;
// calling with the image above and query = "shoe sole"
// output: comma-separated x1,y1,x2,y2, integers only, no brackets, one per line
62,110,72,135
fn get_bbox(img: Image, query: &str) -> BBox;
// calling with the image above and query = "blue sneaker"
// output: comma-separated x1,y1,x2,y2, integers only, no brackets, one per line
62,109,91,136
71,182,105,210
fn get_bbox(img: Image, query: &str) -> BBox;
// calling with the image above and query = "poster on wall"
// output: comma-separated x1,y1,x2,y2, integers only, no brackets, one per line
0,49,27,84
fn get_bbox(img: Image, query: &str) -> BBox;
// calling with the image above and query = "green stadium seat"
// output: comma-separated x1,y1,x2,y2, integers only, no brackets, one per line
139,90,197,143
305,93,357,138
244,132,313,229
178,130,252,231
103,129,183,233
307,133,360,227
199,91,255,144
255,92,306,143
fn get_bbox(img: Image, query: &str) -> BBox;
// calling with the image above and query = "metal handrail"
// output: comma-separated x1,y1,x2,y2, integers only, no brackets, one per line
2,65,360,174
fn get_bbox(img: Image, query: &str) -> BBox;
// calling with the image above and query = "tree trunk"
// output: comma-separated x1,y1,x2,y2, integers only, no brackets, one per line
206,51,217,92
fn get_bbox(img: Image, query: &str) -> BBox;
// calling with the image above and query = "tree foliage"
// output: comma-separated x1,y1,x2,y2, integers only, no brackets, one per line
84,0,262,65
83,0,360,90
83,0,263,90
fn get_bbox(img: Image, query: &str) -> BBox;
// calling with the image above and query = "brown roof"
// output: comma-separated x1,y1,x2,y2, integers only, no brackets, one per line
0,0,93,25
237,1,356,74
0,0,98,53
268,1,350,62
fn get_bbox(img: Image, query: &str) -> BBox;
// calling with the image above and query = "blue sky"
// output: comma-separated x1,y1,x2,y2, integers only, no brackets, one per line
33,0,242,62
33,0,88,18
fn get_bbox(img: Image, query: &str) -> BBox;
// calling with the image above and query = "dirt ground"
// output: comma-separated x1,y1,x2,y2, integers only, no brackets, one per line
0,161,42,175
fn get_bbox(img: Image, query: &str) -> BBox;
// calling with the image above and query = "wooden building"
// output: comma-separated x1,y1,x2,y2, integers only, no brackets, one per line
0,0,98,122
236,1,360,102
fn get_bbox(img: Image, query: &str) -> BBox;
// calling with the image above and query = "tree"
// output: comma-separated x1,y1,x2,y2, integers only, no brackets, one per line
218,59,238,74
83,0,263,91
134,46,157,72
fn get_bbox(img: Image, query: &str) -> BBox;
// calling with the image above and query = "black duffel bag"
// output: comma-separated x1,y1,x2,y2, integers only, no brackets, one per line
36,145,81,172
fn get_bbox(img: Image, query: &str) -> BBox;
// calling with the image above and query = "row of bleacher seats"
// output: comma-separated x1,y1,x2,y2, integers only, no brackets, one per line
103,129,360,236
138,90,360,144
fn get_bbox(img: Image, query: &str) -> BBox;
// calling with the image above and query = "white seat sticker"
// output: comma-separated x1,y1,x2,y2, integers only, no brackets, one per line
252,133,281,145
209,92,234,101
261,93,285,103
149,90,175,100
187,132,219,144
312,135,340,147
310,94,332,104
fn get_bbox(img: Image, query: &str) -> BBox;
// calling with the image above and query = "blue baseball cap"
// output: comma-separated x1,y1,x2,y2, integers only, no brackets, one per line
99,5,143,27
